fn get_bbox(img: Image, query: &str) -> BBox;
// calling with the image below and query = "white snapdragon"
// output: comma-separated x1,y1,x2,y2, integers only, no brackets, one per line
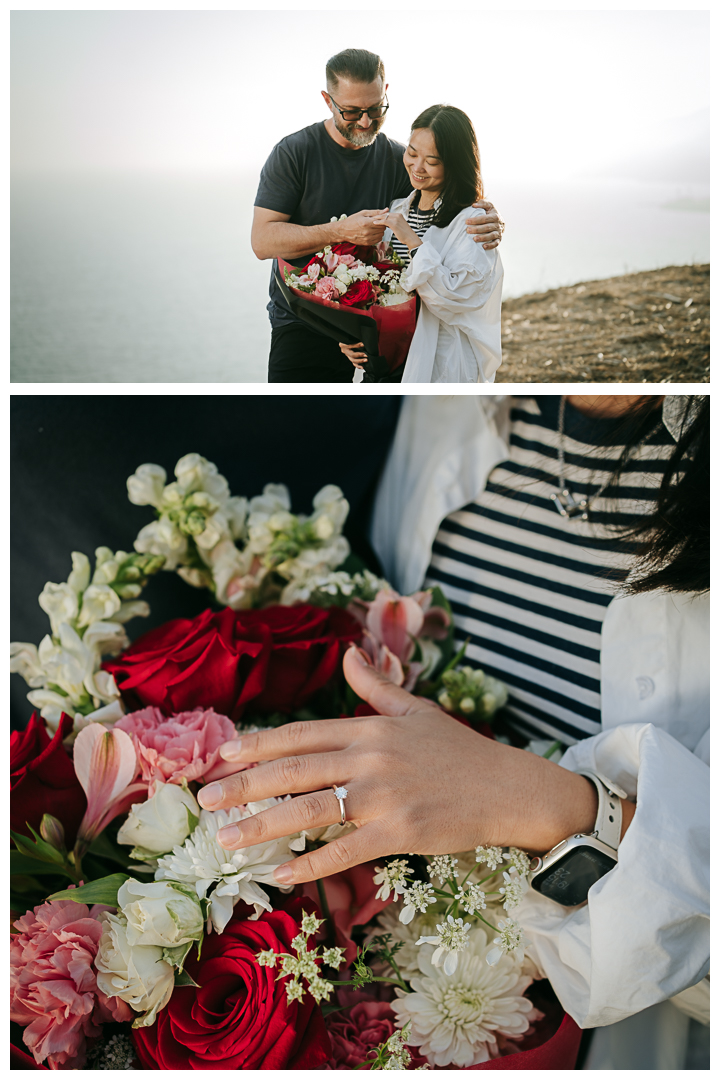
416,914,472,976
127,463,167,507
154,801,295,932
117,781,200,860
95,912,175,1028
77,583,122,627
134,519,188,570
38,582,78,635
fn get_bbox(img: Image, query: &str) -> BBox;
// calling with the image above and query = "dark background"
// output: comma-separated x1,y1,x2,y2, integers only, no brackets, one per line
11,395,403,726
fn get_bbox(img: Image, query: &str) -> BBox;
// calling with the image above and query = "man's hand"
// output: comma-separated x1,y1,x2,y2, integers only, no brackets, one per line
338,209,389,247
467,199,505,249
196,645,617,886
338,341,367,368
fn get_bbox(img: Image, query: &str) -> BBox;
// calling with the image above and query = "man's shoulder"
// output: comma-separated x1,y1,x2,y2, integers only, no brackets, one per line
268,121,327,157
375,132,407,159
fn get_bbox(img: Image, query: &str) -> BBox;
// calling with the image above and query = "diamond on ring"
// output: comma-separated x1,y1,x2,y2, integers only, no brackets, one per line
333,784,347,826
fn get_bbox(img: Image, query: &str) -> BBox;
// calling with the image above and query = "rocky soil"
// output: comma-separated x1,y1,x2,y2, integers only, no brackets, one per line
496,264,709,383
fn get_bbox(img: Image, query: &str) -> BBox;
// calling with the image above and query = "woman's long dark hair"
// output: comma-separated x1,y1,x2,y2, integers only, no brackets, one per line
409,105,483,229
622,395,709,594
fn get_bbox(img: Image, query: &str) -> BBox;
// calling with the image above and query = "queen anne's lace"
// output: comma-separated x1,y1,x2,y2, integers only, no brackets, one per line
416,915,472,976
474,845,504,872
374,859,414,902
427,855,459,884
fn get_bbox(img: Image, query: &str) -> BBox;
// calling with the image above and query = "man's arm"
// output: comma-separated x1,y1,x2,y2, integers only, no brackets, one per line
251,206,389,262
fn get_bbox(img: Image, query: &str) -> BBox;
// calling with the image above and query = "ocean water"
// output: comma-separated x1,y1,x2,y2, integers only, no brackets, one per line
11,172,709,383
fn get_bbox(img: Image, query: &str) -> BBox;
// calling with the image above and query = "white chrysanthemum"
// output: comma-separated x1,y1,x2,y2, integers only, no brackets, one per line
416,914,472,976
392,924,534,1068
154,799,294,932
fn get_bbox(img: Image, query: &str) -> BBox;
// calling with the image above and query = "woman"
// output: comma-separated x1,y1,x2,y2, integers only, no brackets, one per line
339,105,503,383
201,395,709,1069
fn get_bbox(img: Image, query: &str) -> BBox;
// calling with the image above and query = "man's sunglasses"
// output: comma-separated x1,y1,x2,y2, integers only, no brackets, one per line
327,93,390,122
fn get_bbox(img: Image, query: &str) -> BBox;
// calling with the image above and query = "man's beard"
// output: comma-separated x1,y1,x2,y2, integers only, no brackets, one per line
332,113,385,147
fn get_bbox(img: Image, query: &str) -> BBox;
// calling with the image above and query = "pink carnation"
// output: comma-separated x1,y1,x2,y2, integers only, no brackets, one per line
315,276,340,302
10,898,132,1069
325,1001,427,1069
114,706,238,795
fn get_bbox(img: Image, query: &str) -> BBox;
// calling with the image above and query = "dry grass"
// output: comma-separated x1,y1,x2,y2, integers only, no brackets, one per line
496,264,709,383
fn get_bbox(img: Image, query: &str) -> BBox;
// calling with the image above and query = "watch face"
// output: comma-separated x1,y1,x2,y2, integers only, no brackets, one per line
531,846,617,906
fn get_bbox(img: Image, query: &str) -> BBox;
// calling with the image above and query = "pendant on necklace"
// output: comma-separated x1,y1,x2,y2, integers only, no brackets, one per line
551,488,589,521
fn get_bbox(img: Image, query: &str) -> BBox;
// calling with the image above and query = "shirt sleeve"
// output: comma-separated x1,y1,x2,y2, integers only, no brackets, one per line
516,722,710,1029
400,210,499,335
254,139,304,216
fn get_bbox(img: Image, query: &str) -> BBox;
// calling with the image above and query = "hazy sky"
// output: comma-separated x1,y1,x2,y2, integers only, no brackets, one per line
11,9,709,184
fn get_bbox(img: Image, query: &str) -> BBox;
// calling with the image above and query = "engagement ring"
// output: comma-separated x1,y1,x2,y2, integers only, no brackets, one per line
333,784,348,826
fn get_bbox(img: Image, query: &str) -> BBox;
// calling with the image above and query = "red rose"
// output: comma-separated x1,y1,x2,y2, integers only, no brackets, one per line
339,279,376,308
325,1000,428,1069
105,604,361,721
132,900,331,1070
10,713,86,844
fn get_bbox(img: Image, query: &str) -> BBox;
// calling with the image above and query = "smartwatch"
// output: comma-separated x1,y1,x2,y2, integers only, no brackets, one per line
529,772,627,907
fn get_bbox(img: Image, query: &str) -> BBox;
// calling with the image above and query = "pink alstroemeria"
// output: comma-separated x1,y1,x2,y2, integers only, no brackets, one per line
306,262,322,282
73,723,147,859
349,589,450,693
325,252,340,273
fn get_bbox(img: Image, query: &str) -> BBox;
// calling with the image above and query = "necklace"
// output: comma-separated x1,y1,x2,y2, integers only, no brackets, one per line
550,396,664,521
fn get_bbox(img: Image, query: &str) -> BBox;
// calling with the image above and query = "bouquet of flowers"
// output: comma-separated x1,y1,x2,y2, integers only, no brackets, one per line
282,235,411,310
10,454,581,1071
277,219,418,376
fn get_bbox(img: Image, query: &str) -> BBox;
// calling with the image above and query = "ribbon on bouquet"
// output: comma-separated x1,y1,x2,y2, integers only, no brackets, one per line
275,258,418,382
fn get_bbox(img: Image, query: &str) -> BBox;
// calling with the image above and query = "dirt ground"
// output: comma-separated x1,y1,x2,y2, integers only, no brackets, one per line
496,264,709,383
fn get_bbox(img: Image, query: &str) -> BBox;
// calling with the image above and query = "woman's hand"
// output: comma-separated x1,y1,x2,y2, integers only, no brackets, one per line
467,200,505,249
372,211,423,253
196,646,618,887
338,341,367,368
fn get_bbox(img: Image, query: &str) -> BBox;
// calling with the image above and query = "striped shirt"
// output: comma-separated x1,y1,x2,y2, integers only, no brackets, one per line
391,203,437,264
425,397,675,746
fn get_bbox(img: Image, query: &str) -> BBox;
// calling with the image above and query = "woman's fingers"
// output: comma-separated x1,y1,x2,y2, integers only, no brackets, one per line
343,644,439,717
215,786,349,850
273,820,391,885
198,750,345,811
218,715,355,765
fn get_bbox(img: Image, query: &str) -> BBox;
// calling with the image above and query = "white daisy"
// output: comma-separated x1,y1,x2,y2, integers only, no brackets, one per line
154,799,294,932
392,924,534,1068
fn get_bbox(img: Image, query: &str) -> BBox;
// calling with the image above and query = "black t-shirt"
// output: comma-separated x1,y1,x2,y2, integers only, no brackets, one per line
254,121,413,328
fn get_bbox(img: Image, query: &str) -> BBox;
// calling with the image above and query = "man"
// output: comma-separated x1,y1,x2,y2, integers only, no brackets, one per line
252,48,504,383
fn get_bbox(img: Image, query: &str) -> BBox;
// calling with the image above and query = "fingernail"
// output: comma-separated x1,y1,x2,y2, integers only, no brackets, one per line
217,824,242,847
220,740,243,761
198,782,223,808
274,864,294,884
347,643,368,666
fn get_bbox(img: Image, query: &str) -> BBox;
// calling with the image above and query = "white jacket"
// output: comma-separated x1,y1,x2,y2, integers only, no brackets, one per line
370,396,709,1048
383,195,503,383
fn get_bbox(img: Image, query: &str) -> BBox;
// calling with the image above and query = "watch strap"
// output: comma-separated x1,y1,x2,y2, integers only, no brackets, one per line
577,771,623,851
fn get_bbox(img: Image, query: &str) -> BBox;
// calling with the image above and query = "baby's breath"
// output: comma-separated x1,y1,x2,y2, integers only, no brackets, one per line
499,870,525,911
475,845,504,872
459,882,488,915
507,847,531,876
255,909,346,1004
374,859,414,901
427,854,459,884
